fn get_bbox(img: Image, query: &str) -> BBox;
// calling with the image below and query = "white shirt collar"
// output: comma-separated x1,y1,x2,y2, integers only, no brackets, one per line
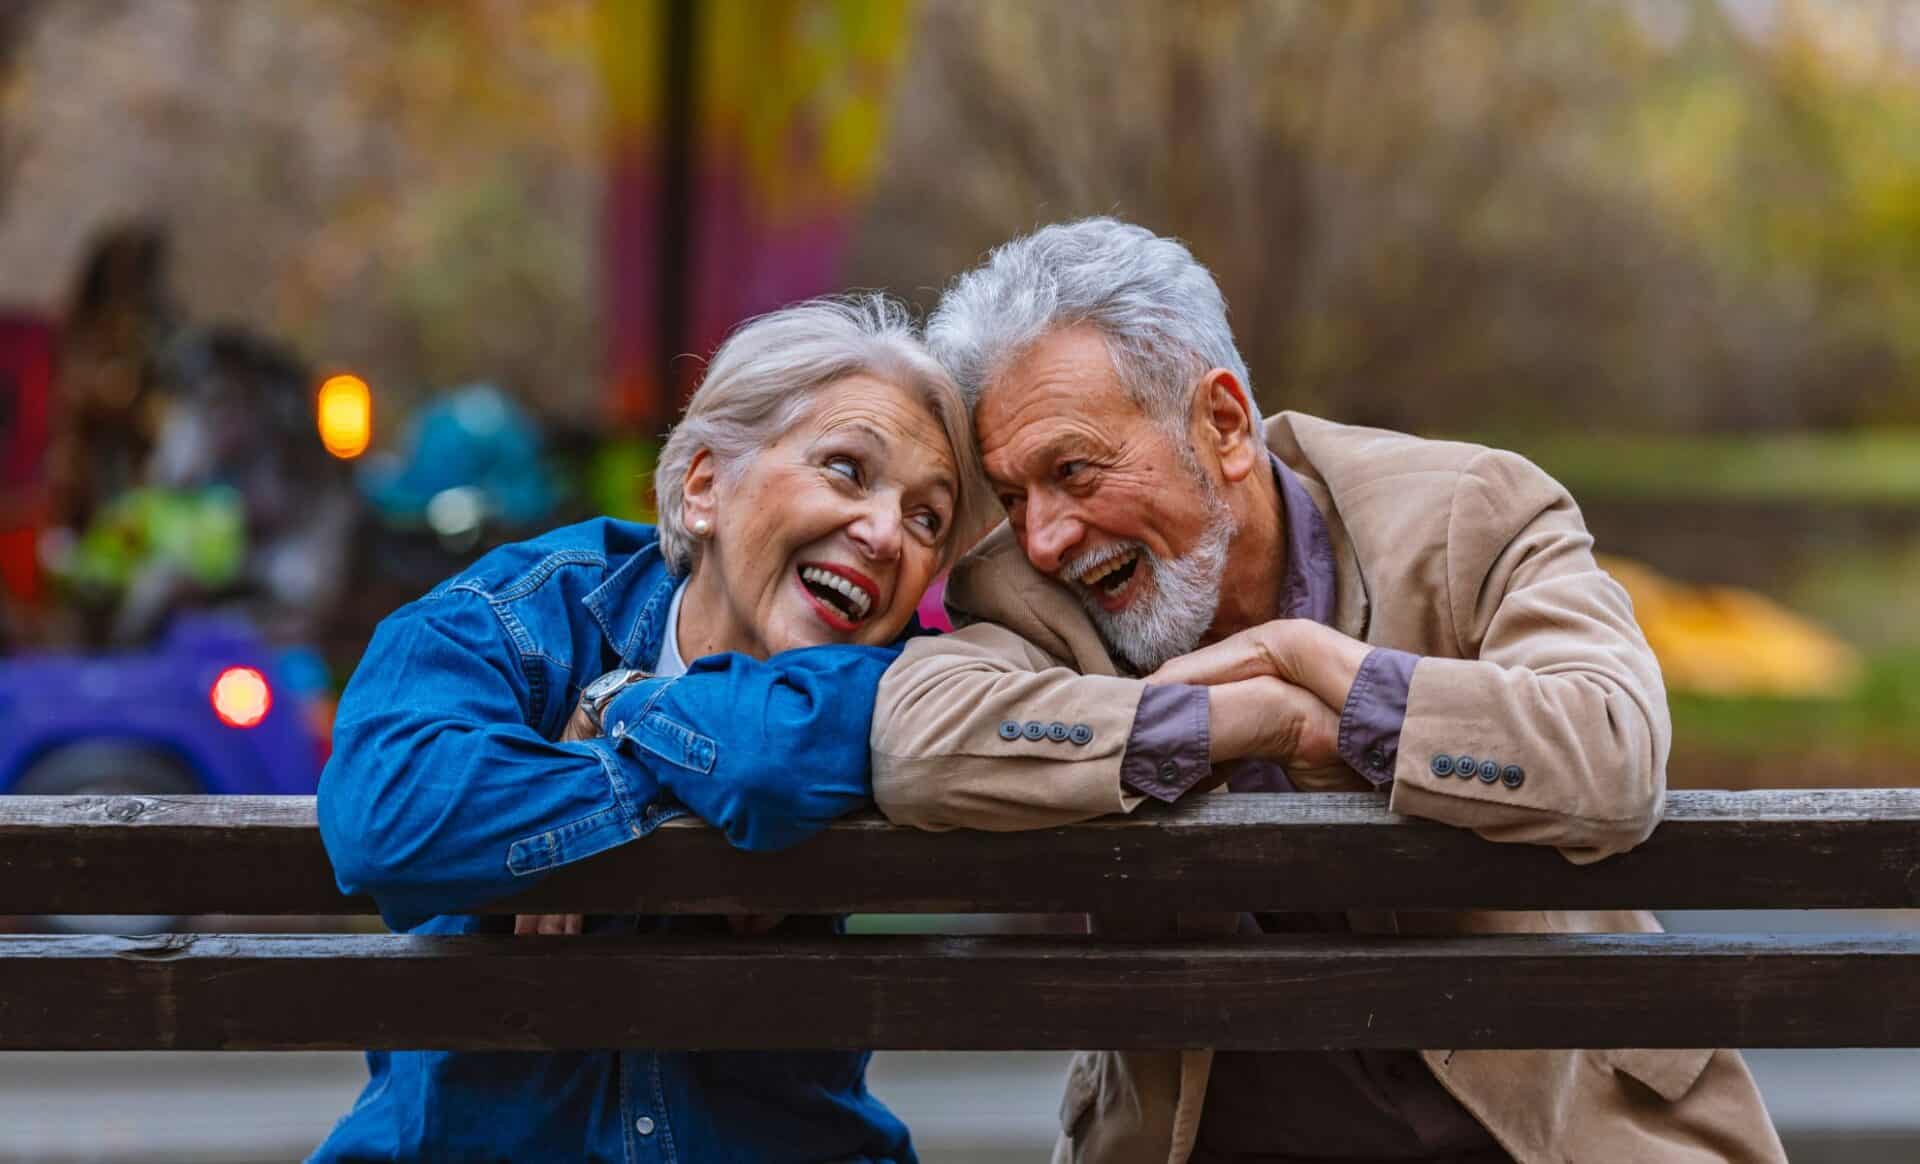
653,582,690,677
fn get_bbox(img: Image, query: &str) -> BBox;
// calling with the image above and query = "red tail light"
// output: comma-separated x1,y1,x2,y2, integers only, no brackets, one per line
211,666,272,728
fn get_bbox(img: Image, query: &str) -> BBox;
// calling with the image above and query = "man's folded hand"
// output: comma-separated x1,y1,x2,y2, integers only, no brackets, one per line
1204,675,1341,770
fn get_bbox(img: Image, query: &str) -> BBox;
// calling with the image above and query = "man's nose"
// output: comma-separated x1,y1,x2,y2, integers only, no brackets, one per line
1020,495,1083,576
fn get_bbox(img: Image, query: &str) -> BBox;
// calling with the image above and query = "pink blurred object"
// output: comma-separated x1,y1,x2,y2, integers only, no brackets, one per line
916,573,953,632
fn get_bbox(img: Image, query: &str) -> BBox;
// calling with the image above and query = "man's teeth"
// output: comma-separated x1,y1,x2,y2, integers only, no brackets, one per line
1079,550,1138,587
800,566,872,618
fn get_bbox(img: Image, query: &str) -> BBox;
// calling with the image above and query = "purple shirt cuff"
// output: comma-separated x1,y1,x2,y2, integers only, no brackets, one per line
1120,684,1212,802
1337,647,1419,786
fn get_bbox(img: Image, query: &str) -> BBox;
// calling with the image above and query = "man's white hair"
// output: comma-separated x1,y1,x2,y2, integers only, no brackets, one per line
926,217,1259,432
654,293,986,575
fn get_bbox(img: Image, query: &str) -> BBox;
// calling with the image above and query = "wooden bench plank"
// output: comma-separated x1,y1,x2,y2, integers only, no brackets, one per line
1,790,1916,915
3,931,1917,1051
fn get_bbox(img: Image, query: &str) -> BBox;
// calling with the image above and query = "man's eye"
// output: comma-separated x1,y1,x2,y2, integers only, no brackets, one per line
1056,460,1087,481
825,455,862,483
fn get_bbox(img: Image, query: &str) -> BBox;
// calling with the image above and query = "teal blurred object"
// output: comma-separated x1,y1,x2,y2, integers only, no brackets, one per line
357,385,560,540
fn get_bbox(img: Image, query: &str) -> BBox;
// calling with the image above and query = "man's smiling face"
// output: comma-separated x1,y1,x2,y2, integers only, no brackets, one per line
976,325,1235,672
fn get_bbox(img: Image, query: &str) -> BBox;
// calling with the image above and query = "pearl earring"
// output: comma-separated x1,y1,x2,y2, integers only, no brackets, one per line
692,518,712,537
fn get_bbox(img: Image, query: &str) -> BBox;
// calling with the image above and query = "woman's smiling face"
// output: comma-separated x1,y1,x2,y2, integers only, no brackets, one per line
678,373,960,660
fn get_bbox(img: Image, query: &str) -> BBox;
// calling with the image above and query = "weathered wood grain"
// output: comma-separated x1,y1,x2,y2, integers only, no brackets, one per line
1,790,1916,915
4,931,1916,1051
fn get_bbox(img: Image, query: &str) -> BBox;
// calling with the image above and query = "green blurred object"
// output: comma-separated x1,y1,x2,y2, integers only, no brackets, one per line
60,486,245,594
1671,648,1920,759
1484,430,1920,504
587,436,660,523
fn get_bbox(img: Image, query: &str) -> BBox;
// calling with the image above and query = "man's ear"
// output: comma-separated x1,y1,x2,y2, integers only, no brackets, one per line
1192,368,1261,484
680,448,719,531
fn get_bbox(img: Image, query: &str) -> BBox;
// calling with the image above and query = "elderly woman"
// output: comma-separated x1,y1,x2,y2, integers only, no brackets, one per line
313,295,984,1163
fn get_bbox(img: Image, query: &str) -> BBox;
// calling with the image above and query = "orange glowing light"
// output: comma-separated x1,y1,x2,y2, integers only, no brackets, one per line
211,666,272,728
317,374,372,459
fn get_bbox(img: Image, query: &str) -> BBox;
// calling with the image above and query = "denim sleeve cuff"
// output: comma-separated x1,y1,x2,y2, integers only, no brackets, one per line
1337,647,1419,786
1120,683,1212,803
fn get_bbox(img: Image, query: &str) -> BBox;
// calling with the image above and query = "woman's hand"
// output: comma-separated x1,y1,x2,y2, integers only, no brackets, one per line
514,912,583,936
518,688,788,937
515,691,603,937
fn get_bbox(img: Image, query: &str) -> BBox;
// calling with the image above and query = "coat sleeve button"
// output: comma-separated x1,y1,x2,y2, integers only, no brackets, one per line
1455,755,1476,780
1430,753,1456,777
1022,720,1048,741
1069,724,1094,746
998,720,1022,741
1477,760,1500,783
1046,721,1070,742
1502,764,1525,789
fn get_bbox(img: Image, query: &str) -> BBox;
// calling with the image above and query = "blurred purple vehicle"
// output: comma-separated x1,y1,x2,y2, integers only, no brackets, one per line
0,612,328,800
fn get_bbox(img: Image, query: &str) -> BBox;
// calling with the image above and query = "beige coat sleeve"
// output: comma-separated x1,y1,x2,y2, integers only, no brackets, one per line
871,621,1149,831
1386,449,1670,862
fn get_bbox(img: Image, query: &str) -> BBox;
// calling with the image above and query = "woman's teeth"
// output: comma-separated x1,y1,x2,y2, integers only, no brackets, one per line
800,566,872,620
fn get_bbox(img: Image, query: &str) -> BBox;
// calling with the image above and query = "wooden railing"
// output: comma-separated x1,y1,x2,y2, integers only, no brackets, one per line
3,790,1917,1052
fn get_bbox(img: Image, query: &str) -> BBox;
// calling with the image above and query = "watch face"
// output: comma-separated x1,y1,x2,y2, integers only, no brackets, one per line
583,669,639,701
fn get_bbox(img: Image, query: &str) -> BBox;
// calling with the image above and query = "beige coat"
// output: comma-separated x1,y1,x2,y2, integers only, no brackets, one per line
871,412,1787,1164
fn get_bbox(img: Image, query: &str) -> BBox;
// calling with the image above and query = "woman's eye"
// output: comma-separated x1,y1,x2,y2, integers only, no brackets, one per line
825,455,862,483
911,510,946,537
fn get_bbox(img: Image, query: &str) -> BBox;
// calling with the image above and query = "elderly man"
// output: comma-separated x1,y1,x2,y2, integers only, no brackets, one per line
871,218,1785,1164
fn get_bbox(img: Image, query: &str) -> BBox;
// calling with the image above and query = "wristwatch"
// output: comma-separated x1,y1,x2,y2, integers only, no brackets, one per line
578,668,651,734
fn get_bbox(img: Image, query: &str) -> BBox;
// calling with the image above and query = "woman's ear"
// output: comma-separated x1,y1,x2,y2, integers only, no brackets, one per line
680,448,719,533
1193,368,1261,484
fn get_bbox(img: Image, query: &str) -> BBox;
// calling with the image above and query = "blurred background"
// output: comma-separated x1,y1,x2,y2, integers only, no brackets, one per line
0,0,1917,1160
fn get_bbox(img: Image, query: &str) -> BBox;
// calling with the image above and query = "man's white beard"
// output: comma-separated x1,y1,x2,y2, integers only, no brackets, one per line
1075,496,1234,675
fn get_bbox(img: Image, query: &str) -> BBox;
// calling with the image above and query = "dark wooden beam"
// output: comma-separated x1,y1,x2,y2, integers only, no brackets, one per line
4,931,1917,1051
0,789,1916,916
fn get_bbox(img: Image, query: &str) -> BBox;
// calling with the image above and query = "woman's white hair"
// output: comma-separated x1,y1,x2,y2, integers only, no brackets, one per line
654,293,987,575
926,217,1258,435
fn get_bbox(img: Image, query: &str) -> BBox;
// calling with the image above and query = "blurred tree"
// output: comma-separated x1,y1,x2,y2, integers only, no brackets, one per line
849,0,1920,433
3,0,1916,437
0,0,601,425
0,0,47,217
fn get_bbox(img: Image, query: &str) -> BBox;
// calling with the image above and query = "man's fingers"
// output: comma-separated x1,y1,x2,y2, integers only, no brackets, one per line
1149,634,1267,687
1267,677,1342,769
1210,674,1343,769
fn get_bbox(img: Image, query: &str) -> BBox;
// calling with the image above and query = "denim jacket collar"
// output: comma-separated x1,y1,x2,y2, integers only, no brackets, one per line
581,537,680,669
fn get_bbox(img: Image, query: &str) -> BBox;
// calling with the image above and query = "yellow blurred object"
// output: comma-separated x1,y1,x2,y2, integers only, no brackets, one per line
1596,554,1861,698
317,374,372,459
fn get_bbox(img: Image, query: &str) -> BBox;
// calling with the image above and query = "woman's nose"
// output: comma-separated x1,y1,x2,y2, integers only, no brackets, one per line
848,502,904,562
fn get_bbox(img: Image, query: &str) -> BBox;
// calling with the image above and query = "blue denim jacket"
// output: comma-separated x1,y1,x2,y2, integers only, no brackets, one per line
313,518,917,1163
